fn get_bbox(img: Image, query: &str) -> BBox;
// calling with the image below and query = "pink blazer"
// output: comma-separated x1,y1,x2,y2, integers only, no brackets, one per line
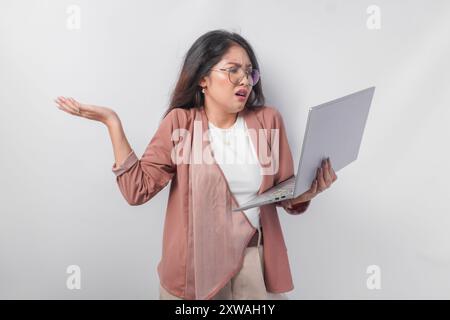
112,105,311,299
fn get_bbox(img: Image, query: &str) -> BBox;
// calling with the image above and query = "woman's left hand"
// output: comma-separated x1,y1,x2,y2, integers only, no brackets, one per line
280,157,338,209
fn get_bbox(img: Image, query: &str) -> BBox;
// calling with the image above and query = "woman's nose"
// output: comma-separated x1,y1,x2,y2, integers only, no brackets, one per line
239,73,251,86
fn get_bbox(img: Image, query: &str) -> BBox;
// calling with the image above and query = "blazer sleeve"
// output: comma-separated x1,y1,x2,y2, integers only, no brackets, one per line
111,110,177,206
271,107,312,215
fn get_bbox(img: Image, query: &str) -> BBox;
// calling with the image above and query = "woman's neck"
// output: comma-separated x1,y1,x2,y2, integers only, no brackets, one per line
204,105,238,129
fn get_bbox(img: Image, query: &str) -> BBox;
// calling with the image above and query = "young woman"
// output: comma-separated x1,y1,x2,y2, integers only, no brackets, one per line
54,29,337,300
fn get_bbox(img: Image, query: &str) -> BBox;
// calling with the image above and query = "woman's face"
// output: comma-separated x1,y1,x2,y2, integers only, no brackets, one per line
200,45,253,114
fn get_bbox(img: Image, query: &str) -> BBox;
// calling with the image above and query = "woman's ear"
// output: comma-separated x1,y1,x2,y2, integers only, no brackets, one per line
198,75,210,89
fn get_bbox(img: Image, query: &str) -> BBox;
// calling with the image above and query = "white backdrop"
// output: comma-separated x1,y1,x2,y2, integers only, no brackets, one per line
1,0,449,299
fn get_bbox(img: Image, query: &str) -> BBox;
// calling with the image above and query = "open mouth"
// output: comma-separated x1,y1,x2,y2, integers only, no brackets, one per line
235,88,248,98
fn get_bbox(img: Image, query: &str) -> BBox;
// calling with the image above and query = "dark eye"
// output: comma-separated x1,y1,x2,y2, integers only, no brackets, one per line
229,67,239,73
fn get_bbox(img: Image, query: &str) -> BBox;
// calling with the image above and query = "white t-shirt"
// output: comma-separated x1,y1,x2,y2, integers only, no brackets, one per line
208,114,263,229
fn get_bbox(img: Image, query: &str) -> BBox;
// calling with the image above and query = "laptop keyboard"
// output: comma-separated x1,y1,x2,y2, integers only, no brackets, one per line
271,189,291,197
269,179,295,198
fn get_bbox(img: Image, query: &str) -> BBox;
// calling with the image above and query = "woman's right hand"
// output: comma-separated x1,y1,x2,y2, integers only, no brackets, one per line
54,96,118,126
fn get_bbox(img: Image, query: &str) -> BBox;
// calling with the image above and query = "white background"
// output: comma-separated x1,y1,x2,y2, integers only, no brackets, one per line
1,0,449,299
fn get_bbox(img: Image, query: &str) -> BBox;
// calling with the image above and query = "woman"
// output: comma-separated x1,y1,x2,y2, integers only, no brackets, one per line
54,29,337,300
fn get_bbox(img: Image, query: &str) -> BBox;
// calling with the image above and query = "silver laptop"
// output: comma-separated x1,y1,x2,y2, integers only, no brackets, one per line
232,86,376,212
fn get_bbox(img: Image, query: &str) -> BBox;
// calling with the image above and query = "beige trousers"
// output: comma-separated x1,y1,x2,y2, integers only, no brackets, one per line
159,226,289,300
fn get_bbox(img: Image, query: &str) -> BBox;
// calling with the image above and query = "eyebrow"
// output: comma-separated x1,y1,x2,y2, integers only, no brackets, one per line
225,62,253,67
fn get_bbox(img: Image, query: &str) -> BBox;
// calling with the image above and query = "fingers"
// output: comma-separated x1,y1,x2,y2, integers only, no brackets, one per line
54,96,81,115
54,97,73,113
66,97,82,114
328,158,338,182
317,158,331,192
316,166,327,192
311,178,318,194
322,158,333,186
55,96,77,114
314,158,338,194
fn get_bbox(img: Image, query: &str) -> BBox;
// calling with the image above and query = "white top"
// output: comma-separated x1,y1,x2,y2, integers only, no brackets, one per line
208,114,263,229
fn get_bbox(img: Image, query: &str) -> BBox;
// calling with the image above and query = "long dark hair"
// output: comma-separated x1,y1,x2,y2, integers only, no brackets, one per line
163,29,265,118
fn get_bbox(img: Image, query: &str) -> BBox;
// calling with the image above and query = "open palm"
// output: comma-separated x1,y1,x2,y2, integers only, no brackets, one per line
54,96,116,125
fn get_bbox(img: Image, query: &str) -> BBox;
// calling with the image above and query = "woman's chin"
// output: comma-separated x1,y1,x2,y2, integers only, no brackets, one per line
225,101,246,113
234,103,246,111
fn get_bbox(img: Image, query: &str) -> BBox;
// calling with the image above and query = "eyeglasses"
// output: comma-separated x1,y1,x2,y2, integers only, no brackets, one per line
210,66,260,86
